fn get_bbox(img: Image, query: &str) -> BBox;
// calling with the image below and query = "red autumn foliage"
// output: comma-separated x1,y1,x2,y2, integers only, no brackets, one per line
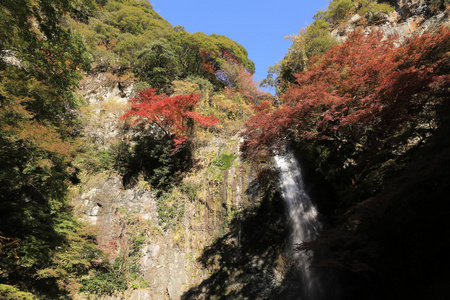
200,50,216,74
120,88,219,148
241,27,450,157
217,53,271,104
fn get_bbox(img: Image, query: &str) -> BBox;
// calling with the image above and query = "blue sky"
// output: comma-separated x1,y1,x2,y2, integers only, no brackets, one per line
150,0,330,92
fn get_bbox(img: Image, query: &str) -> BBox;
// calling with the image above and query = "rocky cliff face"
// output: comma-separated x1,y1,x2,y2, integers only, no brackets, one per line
71,3,450,299
76,72,136,151
73,142,251,299
331,0,449,43
72,73,254,299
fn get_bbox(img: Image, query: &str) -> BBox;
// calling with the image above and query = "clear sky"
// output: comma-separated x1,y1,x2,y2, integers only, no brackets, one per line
150,0,330,92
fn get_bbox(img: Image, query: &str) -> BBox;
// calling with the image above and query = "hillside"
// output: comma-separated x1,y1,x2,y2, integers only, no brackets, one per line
1,0,449,299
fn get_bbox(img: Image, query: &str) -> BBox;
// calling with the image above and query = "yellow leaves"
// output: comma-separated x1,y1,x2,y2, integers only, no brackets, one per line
172,80,201,96
0,284,36,300
284,27,307,43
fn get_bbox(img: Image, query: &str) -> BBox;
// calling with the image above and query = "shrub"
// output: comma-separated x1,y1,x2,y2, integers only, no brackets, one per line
326,0,355,23
357,0,394,21
79,265,128,296
214,152,239,170
121,135,193,189
0,284,36,300
156,190,186,231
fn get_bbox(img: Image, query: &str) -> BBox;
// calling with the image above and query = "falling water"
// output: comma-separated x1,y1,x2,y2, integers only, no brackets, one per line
274,150,323,299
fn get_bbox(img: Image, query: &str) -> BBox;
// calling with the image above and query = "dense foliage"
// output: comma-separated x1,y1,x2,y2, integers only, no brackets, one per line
262,19,338,94
0,0,107,298
120,88,219,148
166,30,255,90
69,0,255,92
69,0,172,70
317,0,394,24
243,26,449,191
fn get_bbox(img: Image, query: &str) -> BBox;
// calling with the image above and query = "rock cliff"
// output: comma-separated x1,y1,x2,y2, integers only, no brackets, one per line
72,73,253,299
332,0,449,42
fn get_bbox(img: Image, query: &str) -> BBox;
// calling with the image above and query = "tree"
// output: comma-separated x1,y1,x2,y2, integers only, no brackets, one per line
120,88,219,149
242,27,450,175
217,57,270,104
167,31,255,89
0,0,100,297
134,38,180,92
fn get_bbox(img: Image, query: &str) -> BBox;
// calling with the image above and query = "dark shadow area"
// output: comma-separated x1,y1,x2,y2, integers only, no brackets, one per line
0,186,67,297
299,102,450,300
117,134,193,190
0,139,69,297
291,144,339,217
182,108,450,299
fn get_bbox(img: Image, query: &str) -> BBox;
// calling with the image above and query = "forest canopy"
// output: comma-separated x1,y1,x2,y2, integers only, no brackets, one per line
68,0,255,92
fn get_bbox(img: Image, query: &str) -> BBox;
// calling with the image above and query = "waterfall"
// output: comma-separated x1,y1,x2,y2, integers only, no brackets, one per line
274,150,323,299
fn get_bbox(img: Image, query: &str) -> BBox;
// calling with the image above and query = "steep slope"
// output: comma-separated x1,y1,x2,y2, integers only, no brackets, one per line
71,73,271,298
69,25,269,298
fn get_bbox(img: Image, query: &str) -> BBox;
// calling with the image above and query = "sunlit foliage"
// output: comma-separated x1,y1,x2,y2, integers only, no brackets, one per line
244,26,450,295
243,27,450,183
266,0,396,95
264,19,338,94
68,0,255,91
319,0,394,23
120,88,219,149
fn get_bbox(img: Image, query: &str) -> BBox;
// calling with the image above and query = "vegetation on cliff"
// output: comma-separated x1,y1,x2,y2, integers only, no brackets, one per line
262,0,398,94
68,0,255,93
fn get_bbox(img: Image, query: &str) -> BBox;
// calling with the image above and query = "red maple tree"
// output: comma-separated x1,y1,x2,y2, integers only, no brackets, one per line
120,88,219,149
241,27,450,158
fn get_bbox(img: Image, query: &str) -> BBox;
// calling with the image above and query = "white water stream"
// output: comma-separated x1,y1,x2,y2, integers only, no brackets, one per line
275,150,323,299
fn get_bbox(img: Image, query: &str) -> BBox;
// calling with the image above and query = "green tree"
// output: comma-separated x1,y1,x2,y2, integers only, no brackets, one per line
134,39,180,92
317,0,394,24
167,30,255,89
67,0,172,71
325,0,355,23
